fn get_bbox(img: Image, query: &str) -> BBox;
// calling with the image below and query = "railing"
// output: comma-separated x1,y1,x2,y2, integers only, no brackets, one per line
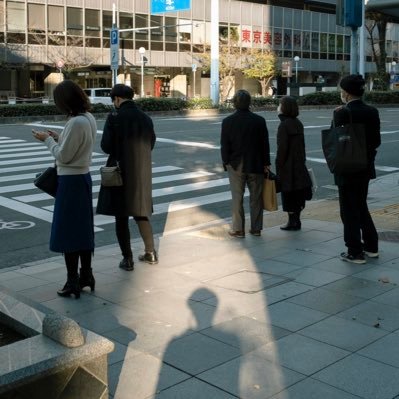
0,96,52,105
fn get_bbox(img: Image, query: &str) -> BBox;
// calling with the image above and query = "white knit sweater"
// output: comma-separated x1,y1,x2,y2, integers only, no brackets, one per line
44,113,97,175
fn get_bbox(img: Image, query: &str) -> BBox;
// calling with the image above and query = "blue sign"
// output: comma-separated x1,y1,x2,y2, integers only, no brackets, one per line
110,28,119,70
151,0,191,14
111,28,118,45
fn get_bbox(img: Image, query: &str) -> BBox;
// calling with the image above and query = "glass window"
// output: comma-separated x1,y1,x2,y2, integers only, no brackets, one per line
120,12,133,39
192,20,205,45
273,28,282,50
179,18,191,43
337,35,344,53
311,12,319,31
151,15,163,42
85,9,100,37
7,1,25,32
328,34,336,54
303,31,310,51
320,33,327,52
293,10,301,30
283,8,292,28
102,10,112,47
273,7,283,28
28,4,45,32
293,30,301,51
283,29,292,50
344,35,350,53
48,6,64,32
67,7,82,35
311,32,319,52
135,14,148,41
165,16,177,43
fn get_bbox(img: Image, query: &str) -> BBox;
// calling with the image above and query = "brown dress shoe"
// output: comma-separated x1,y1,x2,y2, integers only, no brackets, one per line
119,257,134,271
228,230,245,238
249,230,261,236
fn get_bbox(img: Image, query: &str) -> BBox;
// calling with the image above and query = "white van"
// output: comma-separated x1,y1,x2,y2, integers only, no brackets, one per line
83,88,113,105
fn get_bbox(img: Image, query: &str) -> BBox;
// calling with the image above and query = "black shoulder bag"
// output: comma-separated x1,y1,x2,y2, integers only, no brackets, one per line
321,107,367,175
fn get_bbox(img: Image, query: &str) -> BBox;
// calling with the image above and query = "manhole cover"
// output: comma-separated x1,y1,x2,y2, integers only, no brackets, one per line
204,270,293,294
378,231,399,242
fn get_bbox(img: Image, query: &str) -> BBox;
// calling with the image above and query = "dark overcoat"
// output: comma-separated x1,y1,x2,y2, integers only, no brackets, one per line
220,109,271,173
96,100,156,217
332,99,381,186
275,114,312,192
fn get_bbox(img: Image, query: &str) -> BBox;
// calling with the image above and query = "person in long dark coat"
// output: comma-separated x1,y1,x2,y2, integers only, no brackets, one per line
96,84,157,271
333,74,381,265
275,96,312,231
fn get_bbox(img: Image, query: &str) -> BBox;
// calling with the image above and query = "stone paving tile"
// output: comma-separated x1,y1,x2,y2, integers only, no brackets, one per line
150,332,241,376
108,352,189,399
107,341,143,366
354,266,399,285
337,300,399,332
252,259,304,275
358,331,399,368
271,250,332,267
288,287,366,315
42,294,114,317
16,267,67,283
263,281,313,301
249,333,349,376
150,377,238,399
371,287,399,307
251,301,329,332
313,353,399,399
18,282,61,303
0,274,49,291
309,256,374,276
322,276,395,300
270,377,360,399
198,352,305,399
285,267,345,287
298,315,388,352
200,316,290,354
286,230,341,246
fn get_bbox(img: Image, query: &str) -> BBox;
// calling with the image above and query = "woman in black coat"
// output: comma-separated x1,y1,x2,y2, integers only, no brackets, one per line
275,96,312,230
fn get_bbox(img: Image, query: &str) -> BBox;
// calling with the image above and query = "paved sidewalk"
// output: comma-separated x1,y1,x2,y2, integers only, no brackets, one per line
1,172,399,399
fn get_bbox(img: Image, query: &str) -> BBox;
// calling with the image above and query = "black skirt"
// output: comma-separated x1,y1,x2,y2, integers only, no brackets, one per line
50,174,95,253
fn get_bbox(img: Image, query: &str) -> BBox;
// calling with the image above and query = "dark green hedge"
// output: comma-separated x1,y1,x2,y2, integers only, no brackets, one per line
1,92,398,117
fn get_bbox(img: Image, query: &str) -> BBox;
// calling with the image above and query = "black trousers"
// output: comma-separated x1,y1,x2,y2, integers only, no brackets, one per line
338,178,378,256
115,216,149,258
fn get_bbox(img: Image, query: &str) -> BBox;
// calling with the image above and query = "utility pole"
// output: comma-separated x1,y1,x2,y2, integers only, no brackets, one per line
210,0,219,106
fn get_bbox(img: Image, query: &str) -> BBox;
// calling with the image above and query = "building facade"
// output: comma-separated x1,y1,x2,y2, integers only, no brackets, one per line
0,0,398,100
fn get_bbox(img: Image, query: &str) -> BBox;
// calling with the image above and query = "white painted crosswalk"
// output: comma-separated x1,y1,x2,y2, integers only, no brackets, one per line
0,136,233,231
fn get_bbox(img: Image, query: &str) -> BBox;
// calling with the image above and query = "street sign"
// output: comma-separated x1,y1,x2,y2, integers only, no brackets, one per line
192,63,197,72
151,0,191,14
110,28,119,70
56,60,64,69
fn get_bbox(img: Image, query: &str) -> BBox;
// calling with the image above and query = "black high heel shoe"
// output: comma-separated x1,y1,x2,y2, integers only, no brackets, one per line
79,268,96,292
57,277,80,299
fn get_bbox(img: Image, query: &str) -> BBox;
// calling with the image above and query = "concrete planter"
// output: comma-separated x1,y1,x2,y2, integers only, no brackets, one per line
0,288,114,399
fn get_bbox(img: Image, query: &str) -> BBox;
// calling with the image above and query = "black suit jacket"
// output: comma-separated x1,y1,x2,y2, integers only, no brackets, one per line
220,109,270,174
332,99,381,185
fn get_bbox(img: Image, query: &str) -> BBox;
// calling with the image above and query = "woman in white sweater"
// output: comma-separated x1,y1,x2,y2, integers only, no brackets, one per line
33,80,97,299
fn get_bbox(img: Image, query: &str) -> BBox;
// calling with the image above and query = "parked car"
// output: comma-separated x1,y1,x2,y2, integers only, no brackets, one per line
83,88,112,105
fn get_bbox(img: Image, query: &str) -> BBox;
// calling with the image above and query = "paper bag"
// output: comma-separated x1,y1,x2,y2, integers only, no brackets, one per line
263,177,278,211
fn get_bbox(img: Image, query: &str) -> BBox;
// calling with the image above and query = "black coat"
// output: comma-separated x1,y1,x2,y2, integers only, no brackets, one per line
96,101,156,217
220,109,270,173
275,114,312,192
332,99,381,185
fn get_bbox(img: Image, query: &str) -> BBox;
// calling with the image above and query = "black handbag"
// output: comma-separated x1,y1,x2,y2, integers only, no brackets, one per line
34,166,58,197
321,108,367,175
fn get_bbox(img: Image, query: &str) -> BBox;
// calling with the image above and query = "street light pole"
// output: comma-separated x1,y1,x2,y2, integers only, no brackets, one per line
294,56,300,83
139,47,146,97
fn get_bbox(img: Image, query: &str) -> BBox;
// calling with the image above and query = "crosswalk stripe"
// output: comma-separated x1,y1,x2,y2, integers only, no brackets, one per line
0,150,103,160
0,139,26,144
0,145,46,154
0,143,42,149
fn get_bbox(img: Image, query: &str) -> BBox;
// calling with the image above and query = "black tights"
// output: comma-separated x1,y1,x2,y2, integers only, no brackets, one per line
64,250,92,277
115,216,155,258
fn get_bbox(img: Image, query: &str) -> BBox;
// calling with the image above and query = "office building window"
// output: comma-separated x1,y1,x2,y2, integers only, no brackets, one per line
120,12,133,39
151,14,163,50
28,4,46,44
102,11,112,47
85,9,100,36
67,7,82,35
48,6,64,33
165,16,177,43
135,13,149,44
328,34,336,59
7,1,25,32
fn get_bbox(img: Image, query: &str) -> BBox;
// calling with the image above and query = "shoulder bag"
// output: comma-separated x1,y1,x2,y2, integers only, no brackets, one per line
321,107,367,175
34,166,58,197
100,162,123,187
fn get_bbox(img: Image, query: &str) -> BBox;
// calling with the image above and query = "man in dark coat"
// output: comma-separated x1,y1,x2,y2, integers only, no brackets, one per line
97,84,157,270
333,74,381,264
220,90,271,238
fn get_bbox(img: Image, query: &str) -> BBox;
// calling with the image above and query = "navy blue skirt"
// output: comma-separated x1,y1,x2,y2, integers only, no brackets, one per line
50,174,95,253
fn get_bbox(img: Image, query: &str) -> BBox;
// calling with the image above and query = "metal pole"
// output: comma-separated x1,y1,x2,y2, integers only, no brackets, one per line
210,0,219,106
359,0,366,77
141,57,144,97
350,28,359,74
295,62,298,83
193,70,196,97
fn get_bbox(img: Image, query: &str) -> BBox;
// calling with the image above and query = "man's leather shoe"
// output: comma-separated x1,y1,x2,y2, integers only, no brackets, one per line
249,230,261,236
119,257,134,271
228,230,245,238
138,251,158,265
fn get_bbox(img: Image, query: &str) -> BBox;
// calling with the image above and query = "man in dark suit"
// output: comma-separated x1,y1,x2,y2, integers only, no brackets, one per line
333,74,381,264
221,90,271,238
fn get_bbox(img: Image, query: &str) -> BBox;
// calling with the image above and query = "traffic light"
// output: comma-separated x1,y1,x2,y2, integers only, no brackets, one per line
336,0,363,28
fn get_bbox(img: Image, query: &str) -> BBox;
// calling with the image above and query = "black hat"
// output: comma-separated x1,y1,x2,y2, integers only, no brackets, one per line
339,74,365,97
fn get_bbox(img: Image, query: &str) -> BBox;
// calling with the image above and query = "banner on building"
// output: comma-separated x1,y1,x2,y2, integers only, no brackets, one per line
151,0,191,14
